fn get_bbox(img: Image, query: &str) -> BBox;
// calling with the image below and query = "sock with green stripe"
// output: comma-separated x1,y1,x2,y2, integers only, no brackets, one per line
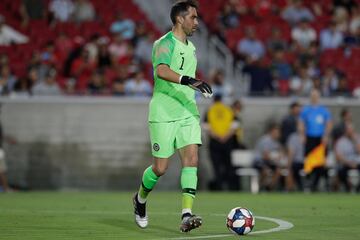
137,166,159,204
181,167,198,218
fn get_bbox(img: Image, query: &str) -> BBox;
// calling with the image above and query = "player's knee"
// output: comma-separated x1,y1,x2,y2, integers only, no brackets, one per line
152,164,168,176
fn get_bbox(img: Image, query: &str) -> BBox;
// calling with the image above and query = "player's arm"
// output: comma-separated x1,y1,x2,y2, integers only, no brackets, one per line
156,64,213,98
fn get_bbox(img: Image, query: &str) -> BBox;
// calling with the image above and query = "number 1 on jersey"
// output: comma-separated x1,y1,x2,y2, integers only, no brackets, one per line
179,57,184,70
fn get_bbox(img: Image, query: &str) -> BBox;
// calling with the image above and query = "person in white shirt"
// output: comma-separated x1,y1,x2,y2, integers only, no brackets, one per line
0,15,28,46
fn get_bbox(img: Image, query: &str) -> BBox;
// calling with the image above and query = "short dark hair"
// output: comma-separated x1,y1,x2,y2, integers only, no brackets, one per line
340,108,349,119
289,101,300,110
170,0,198,25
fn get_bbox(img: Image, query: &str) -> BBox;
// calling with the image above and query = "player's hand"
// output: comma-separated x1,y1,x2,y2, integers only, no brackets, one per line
180,75,213,98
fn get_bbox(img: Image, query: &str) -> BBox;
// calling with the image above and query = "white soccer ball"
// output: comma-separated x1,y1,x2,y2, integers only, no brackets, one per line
226,207,255,235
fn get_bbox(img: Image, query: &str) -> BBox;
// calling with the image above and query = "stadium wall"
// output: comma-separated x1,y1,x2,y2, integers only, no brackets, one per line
2,97,359,190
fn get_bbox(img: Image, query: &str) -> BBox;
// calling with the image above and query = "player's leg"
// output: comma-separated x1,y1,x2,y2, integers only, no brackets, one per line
176,116,203,232
133,121,176,228
178,144,202,232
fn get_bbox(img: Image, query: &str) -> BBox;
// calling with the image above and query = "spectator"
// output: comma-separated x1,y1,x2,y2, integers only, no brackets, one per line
111,66,128,96
332,6,350,32
321,67,339,96
97,37,112,69
267,27,288,53
87,70,106,95
282,0,314,26
134,32,154,63
253,122,283,191
11,77,32,98
280,101,302,146
290,66,313,96
208,69,233,103
84,34,100,62
333,0,357,15
72,0,96,23
108,34,130,60
124,71,152,97
299,89,333,192
243,56,274,95
291,19,317,49
344,25,360,47
203,95,240,190
110,12,136,40
0,15,29,46
70,48,97,92
32,69,62,96
237,27,265,59
349,5,360,35
320,21,344,50
332,108,352,144
0,54,9,69
20,0,46,26
49,0,75,23
0,65,17,95
218,2,240,29
54,32,73,62
335,122,360,192
333,74,351,97
270,50,293,94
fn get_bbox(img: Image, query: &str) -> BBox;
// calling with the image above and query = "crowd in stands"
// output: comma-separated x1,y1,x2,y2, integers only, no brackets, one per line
199,0,360,97
0,0,158,97
0,0,359,98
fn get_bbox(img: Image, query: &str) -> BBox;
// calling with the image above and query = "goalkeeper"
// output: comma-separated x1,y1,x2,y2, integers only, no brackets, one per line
132,0,212,233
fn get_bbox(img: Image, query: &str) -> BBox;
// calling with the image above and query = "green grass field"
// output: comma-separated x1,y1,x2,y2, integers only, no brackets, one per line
0,192,359,240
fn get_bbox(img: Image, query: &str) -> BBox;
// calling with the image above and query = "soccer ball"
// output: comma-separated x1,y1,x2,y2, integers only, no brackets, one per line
226,207,255,235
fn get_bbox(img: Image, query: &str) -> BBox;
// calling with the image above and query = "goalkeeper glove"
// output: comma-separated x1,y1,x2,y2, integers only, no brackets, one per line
179,75,213,98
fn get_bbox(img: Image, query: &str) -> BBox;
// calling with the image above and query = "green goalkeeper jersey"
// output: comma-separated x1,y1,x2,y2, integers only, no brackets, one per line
149,31,199,122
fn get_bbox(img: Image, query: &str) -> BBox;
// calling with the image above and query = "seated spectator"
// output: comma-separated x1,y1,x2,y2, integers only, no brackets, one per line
134,32,154,63
344,25,360,47
253,122,283,191
333,74,351,97
290,66,313,96
0,15,29,46
112,79,125,96
20,0,46,27
237,27,265,59
110,12,136,40
0,65,17,95
282,0,314,26
218,2,240,29
32,69,62,96
84,34,100,62
108,34,130,60
291,19,317,49
11,77,32,98
231,99,247,149
332,108,352,145
54,32,74,62
243,56,274,95
333,6,350,33
70,49,97,92
333,0,357,15
87,70,106,95
97,37,112,69
270,50,293,92
73,0,96,23
286,131,305,191
267,27,288,53
321,67,339,96
335,123,360,192
124,71,152,97
254,0,274,18
49,0,75,23
349,5,360,35
320,21,344,50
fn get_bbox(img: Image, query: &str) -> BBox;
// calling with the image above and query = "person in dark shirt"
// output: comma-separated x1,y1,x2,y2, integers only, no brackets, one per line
280,101,302,146
332,108,352,144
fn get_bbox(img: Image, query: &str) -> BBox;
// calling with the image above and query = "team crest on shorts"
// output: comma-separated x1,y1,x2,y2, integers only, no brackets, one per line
153,143,160,151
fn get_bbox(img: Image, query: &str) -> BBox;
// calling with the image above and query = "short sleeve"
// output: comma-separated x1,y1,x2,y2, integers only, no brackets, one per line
153,38,174,67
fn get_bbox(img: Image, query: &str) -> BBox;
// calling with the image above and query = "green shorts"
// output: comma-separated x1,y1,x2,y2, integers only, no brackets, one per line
149,116,202,158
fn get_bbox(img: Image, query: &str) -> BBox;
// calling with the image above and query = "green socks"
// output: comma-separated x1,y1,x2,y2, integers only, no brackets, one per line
138,166,159,203
181,167,198,215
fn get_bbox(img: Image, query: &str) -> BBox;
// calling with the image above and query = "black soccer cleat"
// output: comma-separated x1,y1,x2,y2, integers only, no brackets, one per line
132,193,148,228
180,215,202,232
